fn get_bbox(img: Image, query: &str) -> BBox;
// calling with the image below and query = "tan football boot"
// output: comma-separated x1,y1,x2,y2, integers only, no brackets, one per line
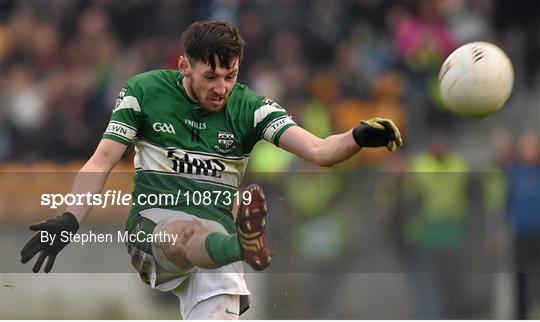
236,184,272,271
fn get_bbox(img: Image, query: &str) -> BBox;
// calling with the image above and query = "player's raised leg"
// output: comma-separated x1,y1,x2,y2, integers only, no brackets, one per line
156,184,272,271
157,218,243,270
237,184,272,271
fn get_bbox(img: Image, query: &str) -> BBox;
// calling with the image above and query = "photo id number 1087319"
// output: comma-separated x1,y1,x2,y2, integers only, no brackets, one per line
183,190,252,206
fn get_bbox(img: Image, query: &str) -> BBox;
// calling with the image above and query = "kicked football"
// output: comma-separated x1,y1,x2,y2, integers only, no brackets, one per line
438,42,514,118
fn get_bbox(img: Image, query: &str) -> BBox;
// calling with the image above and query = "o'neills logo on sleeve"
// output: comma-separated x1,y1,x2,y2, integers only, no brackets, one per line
167,149,225,178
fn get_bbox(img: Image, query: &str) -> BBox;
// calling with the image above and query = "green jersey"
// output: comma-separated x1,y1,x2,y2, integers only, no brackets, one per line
103,70,296,233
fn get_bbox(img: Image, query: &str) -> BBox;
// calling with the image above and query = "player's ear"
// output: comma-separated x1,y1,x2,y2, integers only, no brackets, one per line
178,56,191,77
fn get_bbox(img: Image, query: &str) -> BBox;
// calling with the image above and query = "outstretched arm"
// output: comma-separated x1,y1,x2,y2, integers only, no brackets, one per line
278,118,403,167
279,127,359,167
65,139,128,223
20,139,127,272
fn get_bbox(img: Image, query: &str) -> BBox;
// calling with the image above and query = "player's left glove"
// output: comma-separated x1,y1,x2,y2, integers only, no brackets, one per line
20,212,79,273
352,117,403,151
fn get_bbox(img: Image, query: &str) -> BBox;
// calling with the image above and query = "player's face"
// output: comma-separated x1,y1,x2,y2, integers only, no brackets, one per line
179,56,239,112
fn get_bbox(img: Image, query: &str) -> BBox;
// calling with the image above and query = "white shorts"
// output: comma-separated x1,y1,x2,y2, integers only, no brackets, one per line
183,293,241,320
126,208,251,318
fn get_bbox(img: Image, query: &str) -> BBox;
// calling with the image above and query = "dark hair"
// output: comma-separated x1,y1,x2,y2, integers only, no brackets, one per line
181,20,246,71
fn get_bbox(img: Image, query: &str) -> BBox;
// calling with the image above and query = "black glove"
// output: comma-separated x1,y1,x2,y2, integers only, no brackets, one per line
352,117,403,152
20,212,79,273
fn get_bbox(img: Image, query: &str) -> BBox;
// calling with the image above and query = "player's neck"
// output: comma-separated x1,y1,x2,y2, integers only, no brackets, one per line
182,76,199,104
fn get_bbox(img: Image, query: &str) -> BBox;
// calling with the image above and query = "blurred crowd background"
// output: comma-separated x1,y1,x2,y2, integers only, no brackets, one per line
1,0,539,319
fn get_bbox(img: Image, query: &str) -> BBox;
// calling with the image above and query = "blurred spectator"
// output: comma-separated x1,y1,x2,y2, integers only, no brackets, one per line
393,1,456,73
481,131,515,318
507,131,540,319
483,131,513,217
302,73,336,139
238,10,270,69
285,165,348,319
390,1,458,145
5,64,46,131
494,0,540,87
4,64,46,161
407,132,471,318
481,131,514,258
375,153,416,259
409,132,469,250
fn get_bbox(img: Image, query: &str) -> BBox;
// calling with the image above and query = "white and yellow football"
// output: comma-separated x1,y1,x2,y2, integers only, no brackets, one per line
439,41,514,118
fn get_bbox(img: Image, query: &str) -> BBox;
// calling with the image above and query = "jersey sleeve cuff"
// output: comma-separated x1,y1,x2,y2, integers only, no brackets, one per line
102,133,132,146
272,123,296,147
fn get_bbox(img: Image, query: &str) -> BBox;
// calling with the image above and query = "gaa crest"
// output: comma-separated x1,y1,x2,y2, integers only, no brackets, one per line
215,131,236,153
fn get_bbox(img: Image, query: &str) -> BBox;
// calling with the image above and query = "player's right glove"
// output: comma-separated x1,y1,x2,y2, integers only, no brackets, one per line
20,212,79,273
352,117,403,151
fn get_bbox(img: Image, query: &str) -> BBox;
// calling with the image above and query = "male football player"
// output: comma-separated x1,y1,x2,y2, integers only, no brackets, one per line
21,20,402,319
